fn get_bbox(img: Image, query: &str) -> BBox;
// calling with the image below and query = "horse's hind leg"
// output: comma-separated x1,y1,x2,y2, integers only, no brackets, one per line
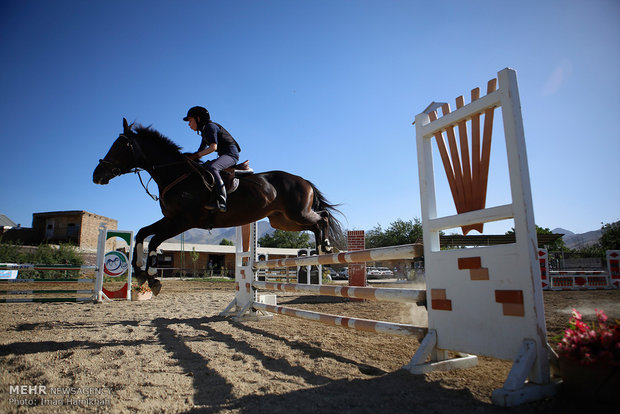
314,210,333,254
269,208,333,254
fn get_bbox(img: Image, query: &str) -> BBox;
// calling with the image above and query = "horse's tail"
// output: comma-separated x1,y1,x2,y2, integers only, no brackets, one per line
309,182,344,246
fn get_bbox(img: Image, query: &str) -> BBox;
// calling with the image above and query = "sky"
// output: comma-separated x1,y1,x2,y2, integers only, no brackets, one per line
1,0,618,238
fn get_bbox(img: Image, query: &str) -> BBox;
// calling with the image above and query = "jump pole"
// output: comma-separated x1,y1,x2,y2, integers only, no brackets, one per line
412,68,559,406
252,302,427,338
223,68,560,407
0,225,133,303
0,269,97,303
221,221,431,338
252,281,425,304
538,248,620,290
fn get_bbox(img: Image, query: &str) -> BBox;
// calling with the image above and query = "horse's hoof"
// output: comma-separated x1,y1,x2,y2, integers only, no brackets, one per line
319,244,336,255
148,278,162,296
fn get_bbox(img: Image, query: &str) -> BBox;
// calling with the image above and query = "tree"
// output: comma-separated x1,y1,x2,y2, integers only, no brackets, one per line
220,238,234,246
599,220,620,251
365,219,423,248
190,247,199,276
259,230,311,248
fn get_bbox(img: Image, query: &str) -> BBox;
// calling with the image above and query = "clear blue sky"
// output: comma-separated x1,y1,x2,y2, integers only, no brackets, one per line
1,0,618,237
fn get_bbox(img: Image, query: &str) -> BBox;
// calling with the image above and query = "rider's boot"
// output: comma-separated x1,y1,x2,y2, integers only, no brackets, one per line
205,175,227,212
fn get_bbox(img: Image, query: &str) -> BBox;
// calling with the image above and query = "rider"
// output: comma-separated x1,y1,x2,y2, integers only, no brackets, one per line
183,106,240,212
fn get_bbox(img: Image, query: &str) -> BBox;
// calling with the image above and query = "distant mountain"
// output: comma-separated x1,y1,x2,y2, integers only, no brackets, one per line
551,228,574,236
552,227,601,249
163,220,277,245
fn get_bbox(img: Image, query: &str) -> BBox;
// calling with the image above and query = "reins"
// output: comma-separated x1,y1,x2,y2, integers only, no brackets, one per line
135,160,191,202
134,169,160,201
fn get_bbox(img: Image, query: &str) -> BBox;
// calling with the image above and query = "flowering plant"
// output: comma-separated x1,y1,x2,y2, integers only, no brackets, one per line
131,283,152,294
556,308,620,365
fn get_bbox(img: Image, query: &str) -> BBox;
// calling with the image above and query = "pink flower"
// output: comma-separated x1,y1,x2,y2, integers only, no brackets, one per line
556,309,619,365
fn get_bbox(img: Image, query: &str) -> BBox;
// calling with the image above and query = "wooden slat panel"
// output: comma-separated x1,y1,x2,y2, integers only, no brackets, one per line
465,87,484,234
430,111,460,207
479,78,498,208
456,95,472,207
442,103,466,211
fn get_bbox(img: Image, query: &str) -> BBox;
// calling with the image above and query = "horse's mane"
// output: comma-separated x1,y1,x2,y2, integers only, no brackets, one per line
132,124,183,156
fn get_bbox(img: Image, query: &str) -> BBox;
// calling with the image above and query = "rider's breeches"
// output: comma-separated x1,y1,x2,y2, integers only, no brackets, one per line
207,155,238,196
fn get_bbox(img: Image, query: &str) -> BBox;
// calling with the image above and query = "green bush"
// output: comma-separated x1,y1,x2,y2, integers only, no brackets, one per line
0,242,84,279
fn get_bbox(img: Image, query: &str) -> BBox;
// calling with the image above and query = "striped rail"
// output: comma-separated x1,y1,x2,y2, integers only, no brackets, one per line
252,302,427,339
0,277,97,303
254,243,423,269
253,281,425,304
0,264,96,271
0,278,95,283
0,297,95,303
239,243,426,338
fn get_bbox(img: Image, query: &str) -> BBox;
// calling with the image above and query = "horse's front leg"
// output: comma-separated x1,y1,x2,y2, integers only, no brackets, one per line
132,218,172,288
142,219,193,296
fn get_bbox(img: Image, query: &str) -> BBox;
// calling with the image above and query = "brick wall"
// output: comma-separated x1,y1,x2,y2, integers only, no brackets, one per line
347,230,366,287
30,211,117,251
79,212,118,251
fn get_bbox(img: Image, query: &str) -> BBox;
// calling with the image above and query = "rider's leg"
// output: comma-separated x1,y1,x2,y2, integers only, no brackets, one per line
205,155,237,212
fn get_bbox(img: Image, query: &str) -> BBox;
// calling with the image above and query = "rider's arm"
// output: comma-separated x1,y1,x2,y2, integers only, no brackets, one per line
196,142,217,158
194,123,219,159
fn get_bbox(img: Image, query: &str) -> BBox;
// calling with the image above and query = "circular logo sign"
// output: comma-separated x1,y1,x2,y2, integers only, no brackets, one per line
104,251,129,277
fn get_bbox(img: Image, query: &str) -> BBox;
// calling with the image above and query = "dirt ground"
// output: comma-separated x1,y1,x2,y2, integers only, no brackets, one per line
0,280,618,413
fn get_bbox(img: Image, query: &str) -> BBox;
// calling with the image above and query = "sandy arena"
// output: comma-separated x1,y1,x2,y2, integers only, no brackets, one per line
1,280,618,413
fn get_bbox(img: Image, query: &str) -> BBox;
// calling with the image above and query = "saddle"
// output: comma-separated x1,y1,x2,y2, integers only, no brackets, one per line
220,160,254,193
194,159,254,194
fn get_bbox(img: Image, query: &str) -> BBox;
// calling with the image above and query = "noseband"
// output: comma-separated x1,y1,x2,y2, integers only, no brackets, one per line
97,158,124,178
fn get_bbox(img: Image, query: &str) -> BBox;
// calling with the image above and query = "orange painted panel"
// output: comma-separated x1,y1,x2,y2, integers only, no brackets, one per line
469,268,489,280
458,257,481,269
494,290,523,304
431,299,453,311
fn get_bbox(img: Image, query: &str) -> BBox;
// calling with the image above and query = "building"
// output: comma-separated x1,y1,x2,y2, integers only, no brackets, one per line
32,211,117,250
147,241,301,278
0,211,118,265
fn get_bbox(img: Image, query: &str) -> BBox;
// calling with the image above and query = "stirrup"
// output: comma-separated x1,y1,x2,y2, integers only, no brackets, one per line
205,200,227,213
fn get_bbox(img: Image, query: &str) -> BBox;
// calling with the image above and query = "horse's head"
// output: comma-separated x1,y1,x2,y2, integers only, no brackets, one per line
93,118,139,185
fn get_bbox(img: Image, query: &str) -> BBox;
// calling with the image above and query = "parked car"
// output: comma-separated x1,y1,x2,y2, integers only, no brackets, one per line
366,267,382,279
333,267,348,280
377,267,394,278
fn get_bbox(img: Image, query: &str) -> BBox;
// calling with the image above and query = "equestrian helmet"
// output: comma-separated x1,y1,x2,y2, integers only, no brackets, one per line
183,106,210,122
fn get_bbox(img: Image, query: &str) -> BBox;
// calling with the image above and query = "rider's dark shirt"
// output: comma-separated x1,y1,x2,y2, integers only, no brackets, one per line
198,122,240,160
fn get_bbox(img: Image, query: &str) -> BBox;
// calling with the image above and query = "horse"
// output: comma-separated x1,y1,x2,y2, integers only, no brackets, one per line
93,119,342,295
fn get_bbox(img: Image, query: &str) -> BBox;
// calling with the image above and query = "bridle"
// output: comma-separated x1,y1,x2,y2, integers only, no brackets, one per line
97,134,207,202
97,134,162,201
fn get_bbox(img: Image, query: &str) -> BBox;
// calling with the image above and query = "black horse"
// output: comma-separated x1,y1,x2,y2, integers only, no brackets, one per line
93,119,342,295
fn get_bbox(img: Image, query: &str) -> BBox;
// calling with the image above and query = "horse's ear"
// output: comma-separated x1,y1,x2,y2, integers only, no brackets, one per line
123,118,129,132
